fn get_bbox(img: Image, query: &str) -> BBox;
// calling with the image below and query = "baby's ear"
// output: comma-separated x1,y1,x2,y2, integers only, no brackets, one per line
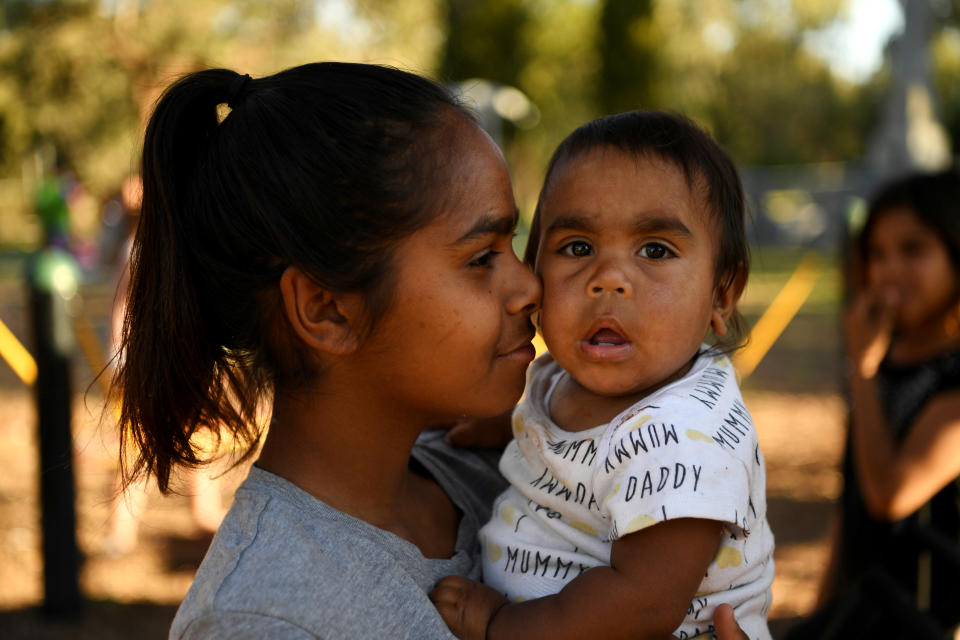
710,263,747,337
279,266,365,356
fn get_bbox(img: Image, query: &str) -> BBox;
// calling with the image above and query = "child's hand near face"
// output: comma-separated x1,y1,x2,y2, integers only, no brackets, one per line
845,286,898,379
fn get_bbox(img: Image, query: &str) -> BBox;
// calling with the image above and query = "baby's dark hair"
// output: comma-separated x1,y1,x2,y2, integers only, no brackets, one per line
858,169,960,272
525,111,750,349
117,62,471,491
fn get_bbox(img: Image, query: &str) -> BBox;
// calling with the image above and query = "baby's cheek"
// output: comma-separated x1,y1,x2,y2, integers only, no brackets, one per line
538,300,573,345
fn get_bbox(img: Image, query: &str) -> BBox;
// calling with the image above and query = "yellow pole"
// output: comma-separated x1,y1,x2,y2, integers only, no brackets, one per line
734,252,824,380
0,317,37,386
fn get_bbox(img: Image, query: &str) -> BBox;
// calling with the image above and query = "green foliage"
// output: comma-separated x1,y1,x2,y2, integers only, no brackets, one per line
439,0,530,86
934,26,960,155
0,0,949,246
597,0,656,114
705,29,875,164
0,0,442,242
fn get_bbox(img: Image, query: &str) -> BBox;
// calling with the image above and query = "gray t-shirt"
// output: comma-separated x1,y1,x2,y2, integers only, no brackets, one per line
170,430,507,639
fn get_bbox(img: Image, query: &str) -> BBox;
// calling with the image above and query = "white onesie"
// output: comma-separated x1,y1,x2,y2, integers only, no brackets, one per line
480,349,774,640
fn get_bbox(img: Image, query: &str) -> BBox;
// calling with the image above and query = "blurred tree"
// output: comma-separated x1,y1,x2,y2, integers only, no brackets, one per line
439,0,530,87
597,0,657,114
932,1,960,155
436,0,883,218
634,0,874,165
438,0,598,219
0,0,442,242
0,0,923,245
706,29,875,164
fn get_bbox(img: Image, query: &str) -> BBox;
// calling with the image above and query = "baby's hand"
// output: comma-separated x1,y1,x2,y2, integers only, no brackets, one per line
430,575,509,640
714,603,749,640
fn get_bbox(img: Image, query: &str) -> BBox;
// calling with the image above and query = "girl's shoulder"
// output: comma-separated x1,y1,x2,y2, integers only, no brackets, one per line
935,350,960,385
174,465,479,639
881,348,960,397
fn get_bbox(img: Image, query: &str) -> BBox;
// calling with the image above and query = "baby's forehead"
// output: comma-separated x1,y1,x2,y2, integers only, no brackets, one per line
553,145,708,192
540,148,716,225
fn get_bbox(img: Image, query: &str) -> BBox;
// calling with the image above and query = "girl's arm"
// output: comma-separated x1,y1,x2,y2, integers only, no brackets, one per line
846,291,960,520
432,517,721,640
849,373,960,520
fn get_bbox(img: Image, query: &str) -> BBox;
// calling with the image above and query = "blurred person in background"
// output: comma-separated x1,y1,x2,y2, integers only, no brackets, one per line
790,169,960,639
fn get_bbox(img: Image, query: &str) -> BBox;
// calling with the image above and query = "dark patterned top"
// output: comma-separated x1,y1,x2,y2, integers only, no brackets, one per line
838,349,960,629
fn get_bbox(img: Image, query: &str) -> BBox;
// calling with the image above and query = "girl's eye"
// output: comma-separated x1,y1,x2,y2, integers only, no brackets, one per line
638,242,674,260
561,240,593,258
901,241,926,258
469,250,501,268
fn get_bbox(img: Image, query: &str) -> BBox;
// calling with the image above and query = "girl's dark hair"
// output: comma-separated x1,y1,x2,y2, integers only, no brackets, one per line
117,62,470,491
858,169,960,272
525,111,750,349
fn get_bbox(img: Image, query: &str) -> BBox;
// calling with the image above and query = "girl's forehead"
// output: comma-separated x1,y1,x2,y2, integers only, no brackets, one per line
418,113,515,227
869,206,934,239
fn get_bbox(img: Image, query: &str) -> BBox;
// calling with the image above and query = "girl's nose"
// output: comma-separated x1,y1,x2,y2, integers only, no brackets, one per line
587,261,633,298
506,258,542,316
869,256,901,288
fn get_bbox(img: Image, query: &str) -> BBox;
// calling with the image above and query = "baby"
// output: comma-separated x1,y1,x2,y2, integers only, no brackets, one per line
433,111,774,640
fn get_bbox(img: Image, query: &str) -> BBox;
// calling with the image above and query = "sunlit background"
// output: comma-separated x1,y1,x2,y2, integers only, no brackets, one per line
0,0,958,637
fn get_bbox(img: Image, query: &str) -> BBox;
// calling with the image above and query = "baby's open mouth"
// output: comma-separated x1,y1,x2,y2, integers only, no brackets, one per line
580,321,632,360
588,328,628,346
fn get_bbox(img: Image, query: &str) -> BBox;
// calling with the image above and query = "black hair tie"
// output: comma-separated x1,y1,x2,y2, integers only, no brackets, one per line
226,73,253,108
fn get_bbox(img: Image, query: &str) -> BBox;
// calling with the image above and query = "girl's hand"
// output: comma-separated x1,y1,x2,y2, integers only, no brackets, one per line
430,575,509,640
845,287,896,379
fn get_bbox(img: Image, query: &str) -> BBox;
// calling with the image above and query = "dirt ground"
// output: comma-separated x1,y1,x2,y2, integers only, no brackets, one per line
0,384,845,639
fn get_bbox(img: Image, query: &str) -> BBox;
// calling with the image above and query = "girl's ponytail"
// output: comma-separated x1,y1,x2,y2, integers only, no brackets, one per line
117,70,258,492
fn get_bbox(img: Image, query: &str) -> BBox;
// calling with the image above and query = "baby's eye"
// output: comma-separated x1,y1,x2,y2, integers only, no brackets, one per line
638,242,674,260
561,240,593,258
468,249,501,268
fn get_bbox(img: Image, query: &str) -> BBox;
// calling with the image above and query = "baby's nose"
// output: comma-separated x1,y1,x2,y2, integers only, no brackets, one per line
587,264,633,298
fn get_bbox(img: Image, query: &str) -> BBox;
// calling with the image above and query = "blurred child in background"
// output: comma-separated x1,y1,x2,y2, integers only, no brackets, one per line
794,169,960,639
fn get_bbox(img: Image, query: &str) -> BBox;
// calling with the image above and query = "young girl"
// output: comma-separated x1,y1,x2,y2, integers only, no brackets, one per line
119,61,541,638
120,63,752,639
431,112,774,640
794,170,960,637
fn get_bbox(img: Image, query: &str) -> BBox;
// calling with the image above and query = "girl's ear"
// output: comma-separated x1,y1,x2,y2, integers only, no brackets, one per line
710,263,747,337
279,266,365,356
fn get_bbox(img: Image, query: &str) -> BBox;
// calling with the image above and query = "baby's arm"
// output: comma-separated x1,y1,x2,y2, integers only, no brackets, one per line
431,517,721,640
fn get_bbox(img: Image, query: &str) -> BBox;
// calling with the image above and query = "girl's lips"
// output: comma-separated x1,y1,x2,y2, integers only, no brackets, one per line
502,342,537,362
500,331,538,362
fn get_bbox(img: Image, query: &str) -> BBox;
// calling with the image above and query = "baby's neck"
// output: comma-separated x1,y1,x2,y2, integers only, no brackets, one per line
549,357,696,432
